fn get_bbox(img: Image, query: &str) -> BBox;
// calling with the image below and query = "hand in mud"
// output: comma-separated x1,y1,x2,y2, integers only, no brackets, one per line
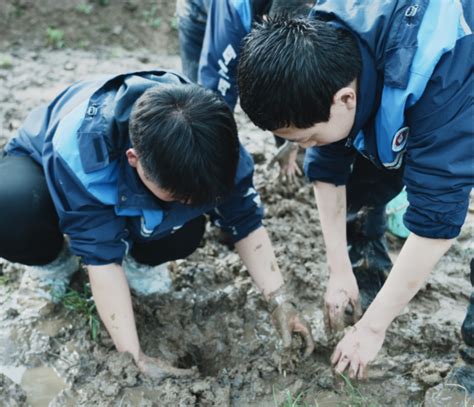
324,271,362,334
272,302,315,357
137,353,197,381
269,289,315,358
331,322,386,380
268,141,302,183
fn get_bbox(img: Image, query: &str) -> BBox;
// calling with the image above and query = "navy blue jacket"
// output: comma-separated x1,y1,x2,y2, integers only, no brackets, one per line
5,71,264,265
304,0,473,239
199,0,274,109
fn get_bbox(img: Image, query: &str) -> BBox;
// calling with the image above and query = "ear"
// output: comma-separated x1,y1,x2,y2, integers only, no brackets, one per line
126,148,139,168
333,83,357,111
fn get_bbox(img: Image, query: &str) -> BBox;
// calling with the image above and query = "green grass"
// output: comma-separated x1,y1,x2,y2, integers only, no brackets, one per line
273,386,311,407
283,391,306,407
46,27,65,49
170,16,179,31
0,274,12,285
55,283,100,341
338,373,378,407
75,3,94,15
273,374,379,407
142,5,162,29
0,54,13,69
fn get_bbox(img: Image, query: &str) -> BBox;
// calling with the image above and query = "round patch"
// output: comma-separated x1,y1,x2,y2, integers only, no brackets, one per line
392,126,409,152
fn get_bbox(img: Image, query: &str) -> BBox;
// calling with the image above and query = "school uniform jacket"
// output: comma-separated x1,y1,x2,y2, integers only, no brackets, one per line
304,0,473,239
198,0,275,109
5,71,264,265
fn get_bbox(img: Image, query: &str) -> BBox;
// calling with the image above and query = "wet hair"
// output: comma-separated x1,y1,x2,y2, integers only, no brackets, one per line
237,16,361,131
268,0,314,18
129,84,239,206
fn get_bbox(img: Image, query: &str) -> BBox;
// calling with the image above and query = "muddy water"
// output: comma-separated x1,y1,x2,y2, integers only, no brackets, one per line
0,364,66,406
0,48,473,406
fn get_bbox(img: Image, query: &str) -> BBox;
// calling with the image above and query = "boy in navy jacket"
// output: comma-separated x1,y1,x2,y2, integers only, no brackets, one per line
0,70,314,378
237,0,473,392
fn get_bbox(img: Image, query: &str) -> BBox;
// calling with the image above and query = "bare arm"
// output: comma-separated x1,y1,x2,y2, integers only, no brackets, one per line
361,233,453,331
234,226,284,299
235,225,315,356
313,181,361,331
87,263,195,379
332,233,454,379
313,181,351,273
88,263,142,359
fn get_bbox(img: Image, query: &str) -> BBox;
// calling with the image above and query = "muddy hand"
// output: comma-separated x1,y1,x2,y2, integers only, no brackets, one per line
137,353,197,381
331,322,386,380
267,141,301,183
268,285,315,358
324,272,362,334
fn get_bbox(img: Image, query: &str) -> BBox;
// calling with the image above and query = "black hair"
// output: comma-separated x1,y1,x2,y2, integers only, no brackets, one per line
237,16,361,131
129,84,239,206
268,0,314,18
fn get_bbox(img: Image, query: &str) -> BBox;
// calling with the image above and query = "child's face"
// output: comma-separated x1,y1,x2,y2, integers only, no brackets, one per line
135,160,178,202
273,84,357,149
126,148,187,203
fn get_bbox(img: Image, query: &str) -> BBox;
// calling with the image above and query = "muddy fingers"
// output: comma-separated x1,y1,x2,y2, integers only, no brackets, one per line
137,354,198,381
268,285,316,358
294,319,315,358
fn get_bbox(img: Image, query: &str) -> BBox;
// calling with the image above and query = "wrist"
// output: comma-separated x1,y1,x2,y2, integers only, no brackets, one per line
266,284,292,313
327,255,353,277
133,348,145,365
356,313,389,335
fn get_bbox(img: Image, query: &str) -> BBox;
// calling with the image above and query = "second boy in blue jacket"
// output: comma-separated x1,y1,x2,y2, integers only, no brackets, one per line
237,0,473,393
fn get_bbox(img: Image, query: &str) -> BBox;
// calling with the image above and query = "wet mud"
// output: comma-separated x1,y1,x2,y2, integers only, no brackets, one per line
0,1,473,405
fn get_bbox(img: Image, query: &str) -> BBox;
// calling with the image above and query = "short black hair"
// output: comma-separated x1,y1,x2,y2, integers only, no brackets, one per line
268,0,313,18
129,84,239,206
237,17,361,131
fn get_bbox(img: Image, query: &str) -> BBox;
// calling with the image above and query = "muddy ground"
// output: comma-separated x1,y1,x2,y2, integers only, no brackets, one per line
0,1,473,406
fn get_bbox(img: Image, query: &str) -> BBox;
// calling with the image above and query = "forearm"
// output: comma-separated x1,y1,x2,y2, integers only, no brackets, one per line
313,181,351,274
234,226,284,299
361,233,454,332
88,263,141,361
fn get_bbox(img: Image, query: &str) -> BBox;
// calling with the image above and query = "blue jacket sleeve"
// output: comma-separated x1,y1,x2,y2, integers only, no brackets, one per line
304,139,356,185
46,154,131,266
210,145,264,242
198,0,251,109
403,34,473,239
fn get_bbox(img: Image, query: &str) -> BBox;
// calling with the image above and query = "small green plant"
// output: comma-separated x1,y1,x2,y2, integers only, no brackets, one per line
46,27,65,49
75,3,94,15
149,17,162,29
142,5,162,29
273,387,310,407
170,16,179,31
56,283,100,341
338,374,379,407
284,391,306,407
0,274,12,285
78,40,90,49
0,54,13,69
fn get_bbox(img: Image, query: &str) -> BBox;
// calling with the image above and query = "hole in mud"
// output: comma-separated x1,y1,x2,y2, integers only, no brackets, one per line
176,346,209,374
177,343,231,377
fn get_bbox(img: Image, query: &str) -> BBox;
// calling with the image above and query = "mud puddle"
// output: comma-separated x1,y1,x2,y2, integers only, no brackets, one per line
0,366,66,407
